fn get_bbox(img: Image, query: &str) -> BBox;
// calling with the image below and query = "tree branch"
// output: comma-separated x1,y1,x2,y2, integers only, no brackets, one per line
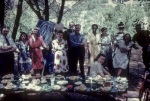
25,0,43,20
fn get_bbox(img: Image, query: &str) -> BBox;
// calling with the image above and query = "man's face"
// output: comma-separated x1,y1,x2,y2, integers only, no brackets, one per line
69,23,75,30
2,28,9,36
92,26,98,32
75,25,81,33
98,56,105,64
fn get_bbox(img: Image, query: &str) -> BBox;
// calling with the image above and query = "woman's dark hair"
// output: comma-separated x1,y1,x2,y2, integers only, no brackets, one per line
92,24,98,29
94,53,106,62
19,32,28,41
57,30,63,34
101,27,107,32
118,22,125,30
123,33,131,41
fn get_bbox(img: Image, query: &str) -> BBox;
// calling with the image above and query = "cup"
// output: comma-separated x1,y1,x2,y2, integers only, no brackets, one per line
50,77,55,88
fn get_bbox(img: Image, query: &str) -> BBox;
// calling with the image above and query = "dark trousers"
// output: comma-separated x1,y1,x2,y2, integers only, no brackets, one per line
0,52,14,77
142,48,150,71
71,46,85,76
104,50,113,73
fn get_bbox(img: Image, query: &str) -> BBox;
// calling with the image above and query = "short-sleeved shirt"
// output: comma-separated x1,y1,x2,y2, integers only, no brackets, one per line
0,34,16,53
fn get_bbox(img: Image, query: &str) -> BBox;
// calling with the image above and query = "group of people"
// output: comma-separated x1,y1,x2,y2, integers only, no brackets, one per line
0,21,150,80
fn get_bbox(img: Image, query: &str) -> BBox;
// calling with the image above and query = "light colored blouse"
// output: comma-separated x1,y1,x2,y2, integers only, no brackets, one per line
90,61,110,77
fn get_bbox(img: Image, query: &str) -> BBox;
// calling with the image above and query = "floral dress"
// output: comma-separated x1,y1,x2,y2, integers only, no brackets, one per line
52,39,68,73
17,41,32,73
100,34,112,55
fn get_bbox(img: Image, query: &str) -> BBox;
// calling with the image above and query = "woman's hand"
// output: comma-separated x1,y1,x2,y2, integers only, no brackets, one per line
120,48,128,53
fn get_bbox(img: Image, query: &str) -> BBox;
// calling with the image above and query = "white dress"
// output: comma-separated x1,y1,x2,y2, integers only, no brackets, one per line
113,40,134,69
52,39,68,73
87,33,101,66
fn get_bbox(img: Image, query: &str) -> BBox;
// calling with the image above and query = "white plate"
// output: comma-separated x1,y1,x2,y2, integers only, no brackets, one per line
22,81,29,84
57,81,68,85
75,81,82,85
53,85,61,90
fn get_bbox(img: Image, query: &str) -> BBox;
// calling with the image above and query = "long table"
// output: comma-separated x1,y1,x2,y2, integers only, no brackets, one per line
0,74,128,101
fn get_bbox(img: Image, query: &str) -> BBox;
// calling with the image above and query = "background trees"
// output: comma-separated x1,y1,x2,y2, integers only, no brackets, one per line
2,0,150,40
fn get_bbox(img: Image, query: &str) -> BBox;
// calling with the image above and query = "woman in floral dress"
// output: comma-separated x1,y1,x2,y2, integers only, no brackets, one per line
17,32,32,75
99,27,113,72
52,30,68,73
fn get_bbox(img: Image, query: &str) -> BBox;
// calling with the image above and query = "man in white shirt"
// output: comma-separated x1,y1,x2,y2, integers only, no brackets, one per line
0,27,17,77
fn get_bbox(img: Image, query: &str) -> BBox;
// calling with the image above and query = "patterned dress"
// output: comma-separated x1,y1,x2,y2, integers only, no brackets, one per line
52,39,68,73
29,35,46,70
17,41,32,73
100,34,112,55
113,40,134,69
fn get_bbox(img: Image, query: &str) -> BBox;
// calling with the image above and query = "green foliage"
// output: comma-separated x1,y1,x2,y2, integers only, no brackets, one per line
4,0,150,39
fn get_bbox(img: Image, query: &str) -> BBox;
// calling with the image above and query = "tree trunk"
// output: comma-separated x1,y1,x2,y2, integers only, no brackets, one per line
12,0,23,41
57,0,66,24
44,0,49,21
25,0,44,20
0,0,5,30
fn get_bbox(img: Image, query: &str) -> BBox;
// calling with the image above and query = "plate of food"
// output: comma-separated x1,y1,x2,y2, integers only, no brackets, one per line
74,81,82,85
57,80,68,85
5,83,17,89
3,74,14,79
56,75,65,80
41,79,47,84
1,80,10,84
68,76,79,81
100,86,112,92
75,84,87,91
105,75,111,81
22,74,31,80
22,81,30,84
52,85,61,90
19,84,26,90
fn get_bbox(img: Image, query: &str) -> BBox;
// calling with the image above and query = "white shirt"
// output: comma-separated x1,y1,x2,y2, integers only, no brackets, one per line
0,34,16,53
90,61,109,77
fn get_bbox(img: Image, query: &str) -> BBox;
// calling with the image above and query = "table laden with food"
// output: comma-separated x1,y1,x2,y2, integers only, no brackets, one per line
0,74,128,101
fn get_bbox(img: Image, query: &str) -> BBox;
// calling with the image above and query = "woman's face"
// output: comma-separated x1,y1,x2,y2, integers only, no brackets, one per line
57,33,63,40
21,34,26,41
98,56,105,64
119,27,124,33
33,29,38,36
102,30,107,35
124,35,130,42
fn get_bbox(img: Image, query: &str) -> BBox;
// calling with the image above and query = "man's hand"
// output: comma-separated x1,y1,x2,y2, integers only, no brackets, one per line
10,47,17,52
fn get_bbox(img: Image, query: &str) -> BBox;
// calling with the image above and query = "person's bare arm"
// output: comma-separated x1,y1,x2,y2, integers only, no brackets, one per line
102,67,111,75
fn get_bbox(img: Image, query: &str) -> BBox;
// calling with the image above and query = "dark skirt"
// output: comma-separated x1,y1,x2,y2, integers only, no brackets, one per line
0,52,14,76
